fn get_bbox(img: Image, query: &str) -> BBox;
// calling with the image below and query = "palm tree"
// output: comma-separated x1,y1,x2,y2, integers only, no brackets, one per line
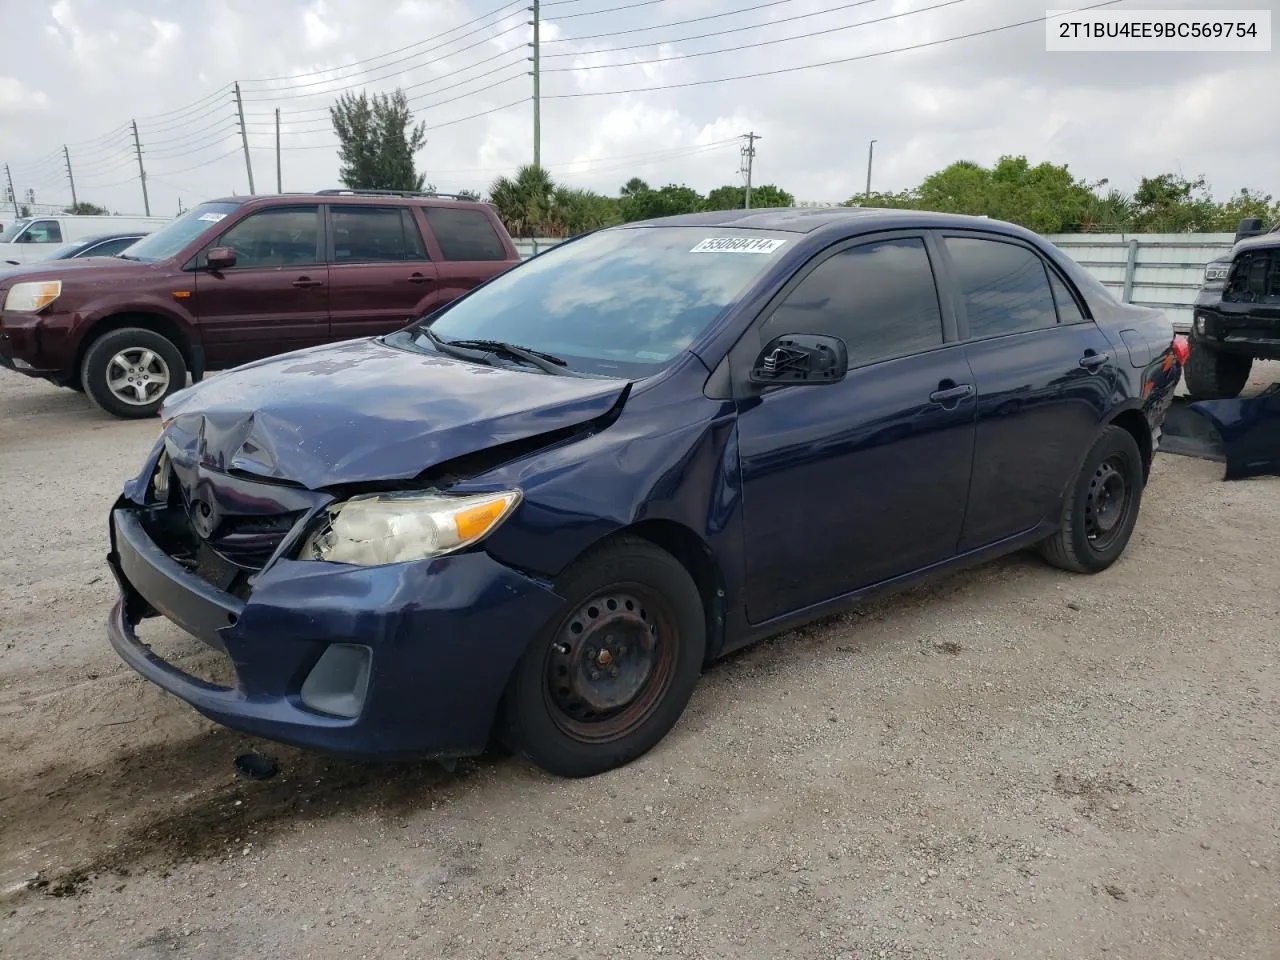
488,164,557,237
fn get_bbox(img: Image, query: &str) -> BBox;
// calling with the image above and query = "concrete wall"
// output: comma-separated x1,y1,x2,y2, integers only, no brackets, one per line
515,232,1232,334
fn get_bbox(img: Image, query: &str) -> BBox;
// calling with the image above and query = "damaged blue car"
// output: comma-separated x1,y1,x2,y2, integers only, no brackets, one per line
107,208,1182,777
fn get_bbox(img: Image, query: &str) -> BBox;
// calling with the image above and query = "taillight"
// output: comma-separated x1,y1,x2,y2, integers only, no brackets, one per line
1172,335,1190,366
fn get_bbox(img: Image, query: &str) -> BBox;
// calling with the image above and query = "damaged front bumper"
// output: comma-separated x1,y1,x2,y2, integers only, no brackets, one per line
106,490,564,761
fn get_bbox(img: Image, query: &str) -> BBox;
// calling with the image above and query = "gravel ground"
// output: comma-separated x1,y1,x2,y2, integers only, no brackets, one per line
2,367,1279,960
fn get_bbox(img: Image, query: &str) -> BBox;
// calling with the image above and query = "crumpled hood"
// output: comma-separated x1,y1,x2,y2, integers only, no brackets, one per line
161,338,630,489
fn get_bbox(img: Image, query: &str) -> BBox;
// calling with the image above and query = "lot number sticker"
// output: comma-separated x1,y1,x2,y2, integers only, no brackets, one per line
690,237,787,254
197,213,227,222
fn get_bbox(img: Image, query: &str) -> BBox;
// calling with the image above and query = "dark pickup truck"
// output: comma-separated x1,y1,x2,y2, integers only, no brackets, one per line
0,189,522,418
1185,217,1280,399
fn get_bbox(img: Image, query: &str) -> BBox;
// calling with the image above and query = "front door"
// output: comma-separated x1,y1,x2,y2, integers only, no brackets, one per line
193,204,329,367
734,234,977,624
937,232,1121,551
327,204,439,341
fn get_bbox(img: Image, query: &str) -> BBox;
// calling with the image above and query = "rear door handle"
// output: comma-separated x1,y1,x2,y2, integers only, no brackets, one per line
929,383,974,404
292,277,323,288
1079,351,1111,369
408,272,431,284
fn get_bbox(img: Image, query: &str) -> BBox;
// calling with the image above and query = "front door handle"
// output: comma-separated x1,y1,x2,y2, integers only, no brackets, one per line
1079,350,1111,369
292,276,323,288
408,272,431,284
929,383,974,404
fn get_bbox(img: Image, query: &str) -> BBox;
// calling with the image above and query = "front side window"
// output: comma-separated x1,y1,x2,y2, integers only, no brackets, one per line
761,237,944,367
330,205,426,263
423,207,507,261
217,206,320,268
946,236,1057,339
24,220,62,243
402,226,793,377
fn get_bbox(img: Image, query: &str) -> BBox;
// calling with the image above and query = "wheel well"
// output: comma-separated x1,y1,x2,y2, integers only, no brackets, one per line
1109,409,1152,480
75,313,193,386
617,519,727,663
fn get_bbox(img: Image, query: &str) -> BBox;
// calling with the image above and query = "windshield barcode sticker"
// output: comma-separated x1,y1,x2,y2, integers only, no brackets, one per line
690,237,787,254
197,213,227,222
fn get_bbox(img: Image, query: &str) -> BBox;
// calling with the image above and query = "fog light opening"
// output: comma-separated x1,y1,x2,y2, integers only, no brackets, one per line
299,643,371,719
1195,315,1207,335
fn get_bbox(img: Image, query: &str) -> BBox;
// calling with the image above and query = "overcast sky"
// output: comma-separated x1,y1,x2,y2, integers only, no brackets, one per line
0,0,1275,218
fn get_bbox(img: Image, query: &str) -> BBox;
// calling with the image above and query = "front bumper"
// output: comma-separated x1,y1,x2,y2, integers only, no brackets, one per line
107,504,564,760
0,311,63,378
1191,306,1280,361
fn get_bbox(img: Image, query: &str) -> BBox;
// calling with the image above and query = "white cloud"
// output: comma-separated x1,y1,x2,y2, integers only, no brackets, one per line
0,0,1275,217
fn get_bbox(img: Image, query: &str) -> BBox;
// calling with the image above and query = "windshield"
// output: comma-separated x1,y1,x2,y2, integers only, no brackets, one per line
403,226,794,377
0,219,31,243
120,201,239,262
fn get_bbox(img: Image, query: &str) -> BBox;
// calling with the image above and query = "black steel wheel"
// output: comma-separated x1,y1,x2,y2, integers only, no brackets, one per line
500,537,705,778
1039,425,1144,574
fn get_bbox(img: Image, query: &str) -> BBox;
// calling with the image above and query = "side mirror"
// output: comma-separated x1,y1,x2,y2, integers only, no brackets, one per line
749,334,848,385
207,246,237,270
1235,217,1265,244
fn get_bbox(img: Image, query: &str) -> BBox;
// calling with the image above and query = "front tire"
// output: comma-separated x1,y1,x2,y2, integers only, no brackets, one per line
499,537,706,778
1183,340,1251,400
1039,425,1144,574
81,327,187,419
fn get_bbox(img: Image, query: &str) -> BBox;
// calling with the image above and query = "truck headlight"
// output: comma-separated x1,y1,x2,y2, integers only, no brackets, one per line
300,489,521,566
3,280,61,312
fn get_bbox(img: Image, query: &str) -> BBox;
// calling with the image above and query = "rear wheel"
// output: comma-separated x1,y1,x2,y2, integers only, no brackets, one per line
81,327,187,419
1183,340,1251,400
1039,425,1144,574
499,537,705,778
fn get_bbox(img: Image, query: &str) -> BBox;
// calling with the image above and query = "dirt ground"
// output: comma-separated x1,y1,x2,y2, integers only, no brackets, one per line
2,367,1279,960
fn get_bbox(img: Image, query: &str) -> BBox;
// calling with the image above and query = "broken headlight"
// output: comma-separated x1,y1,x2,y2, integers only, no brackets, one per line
299,489,521,566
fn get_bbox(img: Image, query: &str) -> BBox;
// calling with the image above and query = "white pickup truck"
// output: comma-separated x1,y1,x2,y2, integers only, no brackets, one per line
0,214,171,265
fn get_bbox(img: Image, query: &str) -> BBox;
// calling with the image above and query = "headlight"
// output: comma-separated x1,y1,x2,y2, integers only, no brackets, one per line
3,280,61,312
300,489,521,566
1203,261,1230,284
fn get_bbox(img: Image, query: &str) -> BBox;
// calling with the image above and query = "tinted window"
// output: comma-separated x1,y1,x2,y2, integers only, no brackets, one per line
762,237,944,367
1048,269,1085,324
26,220,62,243
401,209,427,260
331,205,425,263
946,237,1057,339
423,207,507,261
217,206,320,268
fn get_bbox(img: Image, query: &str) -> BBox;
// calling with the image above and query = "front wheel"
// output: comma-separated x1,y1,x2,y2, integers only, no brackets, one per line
1039,425,1144,574
499,537,706,778
81,327,187,419
1183,340,1251,400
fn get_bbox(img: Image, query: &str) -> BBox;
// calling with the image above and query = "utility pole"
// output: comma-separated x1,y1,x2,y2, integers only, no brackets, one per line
234,82,256,195
63,146,78,209
131,120,151,216
4,163,17,217
275,108,282,193
865,138,877,198
528,0,541,168
740,132,760,209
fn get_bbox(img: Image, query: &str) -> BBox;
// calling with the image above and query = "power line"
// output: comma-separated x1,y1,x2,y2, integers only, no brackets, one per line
544,0,884,59
270,98,530,149
544,0,805,46
243,1,524,85
548,0,1125,98
543,0,969,73
548,0,669,19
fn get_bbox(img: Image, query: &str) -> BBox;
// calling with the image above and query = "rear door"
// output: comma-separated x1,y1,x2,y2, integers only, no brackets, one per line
420,205,517,307
326,204,439,341
937,231,1120,551
191,204,329,367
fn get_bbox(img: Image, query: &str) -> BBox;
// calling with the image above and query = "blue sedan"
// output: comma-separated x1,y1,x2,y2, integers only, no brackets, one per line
107,208,1183,777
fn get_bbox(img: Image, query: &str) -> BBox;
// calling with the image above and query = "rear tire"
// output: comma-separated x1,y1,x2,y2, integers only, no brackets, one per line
499,537,705,778
1183,340,1251,400
81,327,187,419
1039,425,1144,575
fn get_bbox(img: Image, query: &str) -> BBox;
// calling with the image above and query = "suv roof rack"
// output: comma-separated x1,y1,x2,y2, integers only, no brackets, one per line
315,188,478,201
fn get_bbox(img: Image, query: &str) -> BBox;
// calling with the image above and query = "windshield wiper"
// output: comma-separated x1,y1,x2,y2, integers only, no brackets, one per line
424,329,576,377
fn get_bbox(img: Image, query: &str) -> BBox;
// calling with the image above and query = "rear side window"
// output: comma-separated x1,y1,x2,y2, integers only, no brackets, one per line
423,207,507,261
1048,269,1086,324
331,205,426,263
761,237,944,367
945,236,1057,339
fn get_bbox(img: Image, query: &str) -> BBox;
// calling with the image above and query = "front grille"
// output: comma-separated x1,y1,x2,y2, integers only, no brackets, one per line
204,513,302,569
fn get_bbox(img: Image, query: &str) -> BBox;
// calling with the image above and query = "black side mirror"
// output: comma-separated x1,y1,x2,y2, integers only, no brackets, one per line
1236,217,1265,244
749,334,848,385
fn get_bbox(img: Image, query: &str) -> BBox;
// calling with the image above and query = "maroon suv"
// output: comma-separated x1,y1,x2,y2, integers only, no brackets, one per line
0,189,522,418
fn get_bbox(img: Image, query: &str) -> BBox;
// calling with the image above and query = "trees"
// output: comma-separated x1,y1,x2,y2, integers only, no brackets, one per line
65,202,109,215
619,183,703,222
329,89,428,192
704,184,795,210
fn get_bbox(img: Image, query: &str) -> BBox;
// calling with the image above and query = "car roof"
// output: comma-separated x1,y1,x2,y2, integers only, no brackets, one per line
615,206,1031,237
75,231,147,242
202,191,493,210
